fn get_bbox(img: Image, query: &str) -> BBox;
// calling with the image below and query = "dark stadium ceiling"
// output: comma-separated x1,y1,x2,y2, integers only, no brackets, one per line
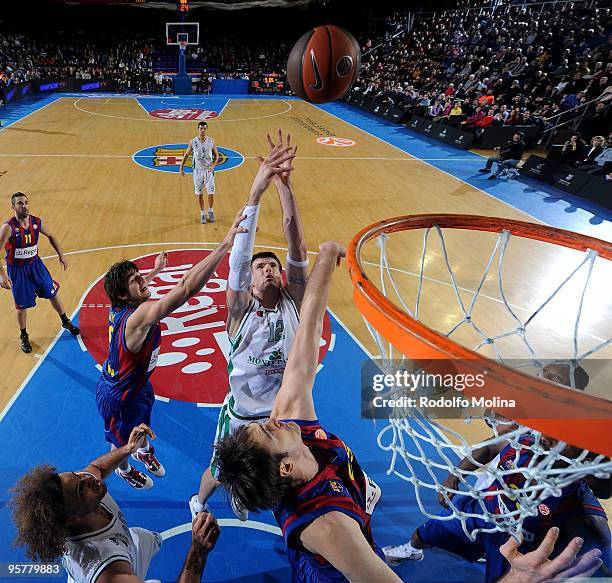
54,0,328,8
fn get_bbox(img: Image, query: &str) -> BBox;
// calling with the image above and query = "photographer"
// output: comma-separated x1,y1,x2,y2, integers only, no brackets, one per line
479,131,526,179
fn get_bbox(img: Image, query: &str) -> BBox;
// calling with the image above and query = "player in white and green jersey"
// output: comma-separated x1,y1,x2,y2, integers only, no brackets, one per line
10,424,221,583
190,129,308,522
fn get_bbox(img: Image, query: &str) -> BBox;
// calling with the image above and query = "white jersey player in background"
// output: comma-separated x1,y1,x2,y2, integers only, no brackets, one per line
10,424,220,583
180,121,219,224
190,129,307,522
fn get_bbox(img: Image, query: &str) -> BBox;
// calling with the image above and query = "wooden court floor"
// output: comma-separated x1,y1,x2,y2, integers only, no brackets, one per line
0,96,610,502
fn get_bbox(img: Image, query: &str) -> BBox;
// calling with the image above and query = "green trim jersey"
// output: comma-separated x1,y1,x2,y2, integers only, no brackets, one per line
191,135,215,170
228,288,299,418
62,479,161,583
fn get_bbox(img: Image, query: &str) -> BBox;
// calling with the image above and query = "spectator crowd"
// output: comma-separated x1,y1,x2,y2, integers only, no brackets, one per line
353,0,611,151
0,23,288,100
0,28,161,94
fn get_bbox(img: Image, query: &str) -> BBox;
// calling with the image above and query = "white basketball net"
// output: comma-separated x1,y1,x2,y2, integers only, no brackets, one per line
361,224,612,540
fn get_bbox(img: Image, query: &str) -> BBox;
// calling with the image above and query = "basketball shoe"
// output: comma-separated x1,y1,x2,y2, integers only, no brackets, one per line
382,542,424,563
62,320,80,336
132,445,165,477
230,496,249,522
20,333,32,353
115,465,153,489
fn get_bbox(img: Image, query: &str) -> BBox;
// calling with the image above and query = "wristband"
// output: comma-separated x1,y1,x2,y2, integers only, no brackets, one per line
286,254,309,268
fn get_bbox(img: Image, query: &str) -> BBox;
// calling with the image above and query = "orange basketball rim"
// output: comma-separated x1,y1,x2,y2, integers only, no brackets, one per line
347,214,612,456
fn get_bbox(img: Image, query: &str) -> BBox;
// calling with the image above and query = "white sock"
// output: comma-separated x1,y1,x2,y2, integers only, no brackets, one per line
138,442,152,454
405,542,421,553
193,497,207,513
119,464,132,474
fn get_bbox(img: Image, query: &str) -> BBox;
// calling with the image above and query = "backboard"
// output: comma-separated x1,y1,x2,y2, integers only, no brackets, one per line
166,22,199,46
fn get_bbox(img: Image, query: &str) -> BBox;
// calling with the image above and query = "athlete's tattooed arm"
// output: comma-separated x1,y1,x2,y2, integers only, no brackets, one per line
271,242,344,422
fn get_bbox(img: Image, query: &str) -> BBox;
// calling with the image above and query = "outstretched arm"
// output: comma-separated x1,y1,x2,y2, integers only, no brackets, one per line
177,513,220,583
143,252,168,285
497,527,602,582
271,241,344,421
269,130,308,308
226,134,296,334
98,511,220,583
126,212,246,351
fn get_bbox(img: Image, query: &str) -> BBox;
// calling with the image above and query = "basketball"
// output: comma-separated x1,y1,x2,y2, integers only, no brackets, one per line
286,25,361,104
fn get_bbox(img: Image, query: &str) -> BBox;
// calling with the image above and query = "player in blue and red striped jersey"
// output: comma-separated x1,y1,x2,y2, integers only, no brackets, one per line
0,192,80,353
215,241,402,583
97,211,250,490
383,397,611,580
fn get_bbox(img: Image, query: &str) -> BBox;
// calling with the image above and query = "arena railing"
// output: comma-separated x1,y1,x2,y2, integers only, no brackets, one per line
541,91,609,148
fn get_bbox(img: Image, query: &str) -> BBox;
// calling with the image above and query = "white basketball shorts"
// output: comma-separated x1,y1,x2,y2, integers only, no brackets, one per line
193,168,215,195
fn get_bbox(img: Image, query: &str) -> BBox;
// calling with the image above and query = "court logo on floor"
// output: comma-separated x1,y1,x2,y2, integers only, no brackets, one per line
79,250,333,405
149,108,219,120
316,136,356,147
133,144,244,173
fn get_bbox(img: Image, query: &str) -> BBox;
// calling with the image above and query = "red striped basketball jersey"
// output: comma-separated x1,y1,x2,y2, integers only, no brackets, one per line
4,215,42,266
99,305,161,402
484,434,605,540
274,420,383,582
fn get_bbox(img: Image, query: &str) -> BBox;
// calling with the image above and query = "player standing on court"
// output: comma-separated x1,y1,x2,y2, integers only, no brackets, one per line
180,121,219,224
0,192,80,353
96,212,250,490
190,129,307,522
10,423,221,583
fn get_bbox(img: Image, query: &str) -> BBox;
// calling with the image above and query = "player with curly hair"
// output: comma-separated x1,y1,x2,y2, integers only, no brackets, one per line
10,424,220,583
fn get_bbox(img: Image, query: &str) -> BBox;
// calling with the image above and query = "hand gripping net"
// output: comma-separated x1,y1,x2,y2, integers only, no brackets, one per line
348,215,612,541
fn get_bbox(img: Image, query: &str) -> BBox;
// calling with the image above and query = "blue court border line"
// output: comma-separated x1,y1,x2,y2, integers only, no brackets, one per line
314,101,611,239
0,94,62,130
